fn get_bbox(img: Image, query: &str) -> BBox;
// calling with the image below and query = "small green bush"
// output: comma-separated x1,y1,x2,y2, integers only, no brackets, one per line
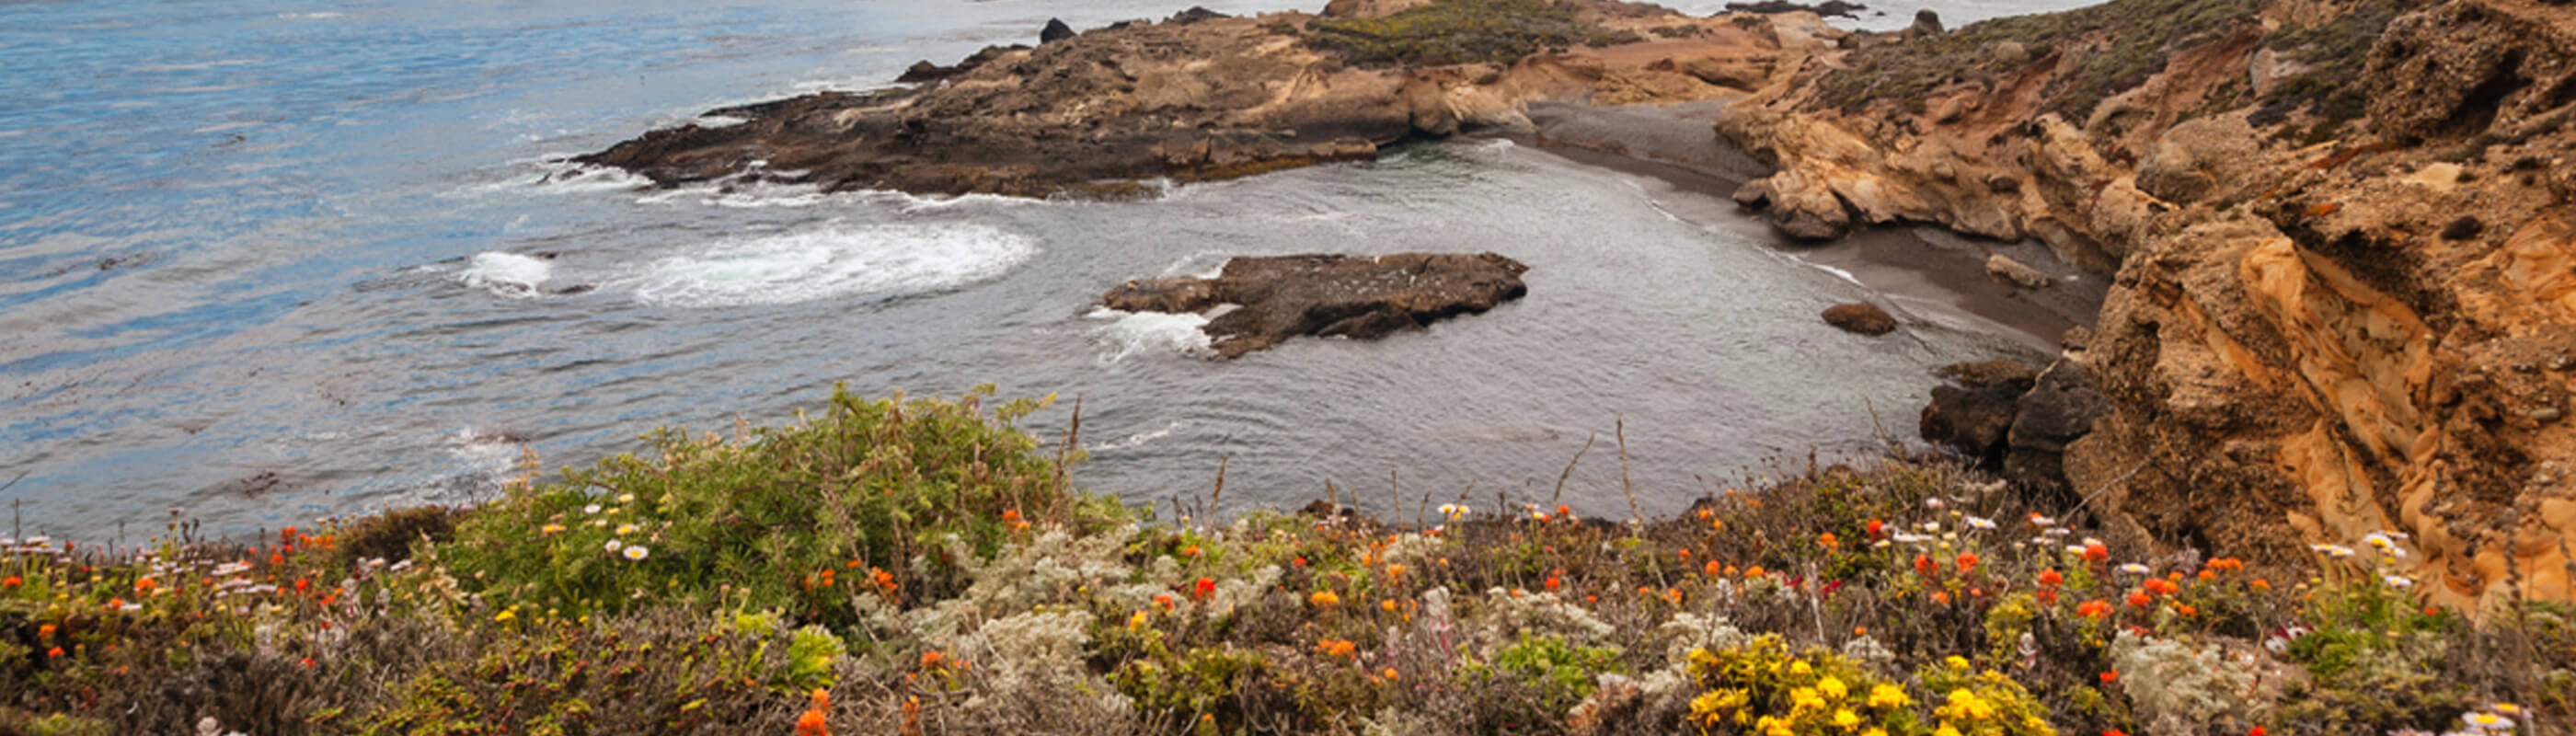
1308,0,1606,67
439,384,1109,626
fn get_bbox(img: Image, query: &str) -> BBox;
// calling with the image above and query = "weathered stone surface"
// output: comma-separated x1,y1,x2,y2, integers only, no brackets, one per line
1921,362,2036,466
1738,0,2576,604
1102,253,1531,358
1984,253,2053,289
1822,302,1897,335
2133,116,2261,204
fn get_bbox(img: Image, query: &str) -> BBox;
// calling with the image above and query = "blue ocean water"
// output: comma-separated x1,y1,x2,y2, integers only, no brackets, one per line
0,0,2074,541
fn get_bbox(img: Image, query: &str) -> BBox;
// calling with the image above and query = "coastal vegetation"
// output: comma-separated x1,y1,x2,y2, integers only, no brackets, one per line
3,388,2566,734
1815,0,2260,118
1306,0,1639,67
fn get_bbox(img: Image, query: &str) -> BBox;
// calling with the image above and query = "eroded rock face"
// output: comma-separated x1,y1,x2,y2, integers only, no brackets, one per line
1102,253,1531,357
1738,0,2576,605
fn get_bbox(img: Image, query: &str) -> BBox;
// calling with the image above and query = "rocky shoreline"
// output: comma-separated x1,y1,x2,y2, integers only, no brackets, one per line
571,0,2576,606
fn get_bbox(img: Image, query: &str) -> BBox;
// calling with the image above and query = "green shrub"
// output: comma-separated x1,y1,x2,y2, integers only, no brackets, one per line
1307,0,1605,67
439,385,1109,627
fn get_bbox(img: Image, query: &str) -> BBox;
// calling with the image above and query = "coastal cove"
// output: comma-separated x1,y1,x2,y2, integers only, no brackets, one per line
0,0,2079,542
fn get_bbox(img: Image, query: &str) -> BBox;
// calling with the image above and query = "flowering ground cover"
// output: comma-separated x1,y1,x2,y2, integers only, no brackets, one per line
0,387,2566,735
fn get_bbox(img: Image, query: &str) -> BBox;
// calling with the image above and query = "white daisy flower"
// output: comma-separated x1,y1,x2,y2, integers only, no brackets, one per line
615,523,638,535
2119,563,2152,575
1966,516,1997,530
622,546,649,561
2384,575,2414,588
604,540,623,552
582,504,603,514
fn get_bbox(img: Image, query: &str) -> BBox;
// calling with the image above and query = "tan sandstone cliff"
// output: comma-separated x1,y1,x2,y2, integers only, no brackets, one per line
1722,0,2576,608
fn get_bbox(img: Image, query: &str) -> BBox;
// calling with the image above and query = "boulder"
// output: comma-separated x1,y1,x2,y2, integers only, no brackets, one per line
1921,374,2031,466
1101,253,1531,358
2003,361,2110,503
1040,17,1076,44
2133,116,2260,204
1168,6,1229,24
1984,253,2053,288
1822,303,1897,335
1904,9,1943,38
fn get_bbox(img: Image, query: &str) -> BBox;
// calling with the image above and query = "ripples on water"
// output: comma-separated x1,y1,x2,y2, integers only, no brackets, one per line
1,0,2086,540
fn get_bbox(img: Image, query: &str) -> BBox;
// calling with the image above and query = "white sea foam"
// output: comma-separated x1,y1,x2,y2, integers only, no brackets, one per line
1095,420,1185,452
1161,251,1234,280
276,11,346,19
457,252,552,297
1087,307,1213,363
625,223,1035,307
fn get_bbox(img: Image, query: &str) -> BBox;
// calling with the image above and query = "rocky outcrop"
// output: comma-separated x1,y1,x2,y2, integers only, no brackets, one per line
1102,253,1531,357
576,0,1811,198
1922,357,2110,510
1730,0,2576,605
1822,302,1896,335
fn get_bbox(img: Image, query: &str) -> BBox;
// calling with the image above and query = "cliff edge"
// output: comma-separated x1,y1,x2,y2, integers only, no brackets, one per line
1723,0,2576,607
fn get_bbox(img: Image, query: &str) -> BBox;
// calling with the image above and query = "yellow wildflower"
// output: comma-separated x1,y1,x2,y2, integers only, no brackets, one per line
1944,655,1971,670
1128,611,1150,628
493,609,516,623
1817,675,1848,701
1789,660,1814,677
1935,727,1961,736
1867,684,1912,709
1833,708,1861,730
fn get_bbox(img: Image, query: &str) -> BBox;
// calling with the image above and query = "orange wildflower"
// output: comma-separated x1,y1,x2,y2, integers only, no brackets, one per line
1308,590,1340,607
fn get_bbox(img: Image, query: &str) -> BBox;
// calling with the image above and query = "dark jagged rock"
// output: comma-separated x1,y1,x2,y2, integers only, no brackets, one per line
1921,360,2037,466
894,44,1028,84
1102,253,1530,358
1724,0,1867,17
1167,6,1229,24
1822,302,1896,335
1920,359,2103,504
1904,8,1942,37
2003,362,2109,504
1040,17,1076,43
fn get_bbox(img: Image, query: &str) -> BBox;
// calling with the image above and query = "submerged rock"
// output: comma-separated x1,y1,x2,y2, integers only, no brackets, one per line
1101,253,1530,358
1822,302,1896,335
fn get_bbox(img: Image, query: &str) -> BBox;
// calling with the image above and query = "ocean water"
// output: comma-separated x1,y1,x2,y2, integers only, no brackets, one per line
0,0,2088,541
